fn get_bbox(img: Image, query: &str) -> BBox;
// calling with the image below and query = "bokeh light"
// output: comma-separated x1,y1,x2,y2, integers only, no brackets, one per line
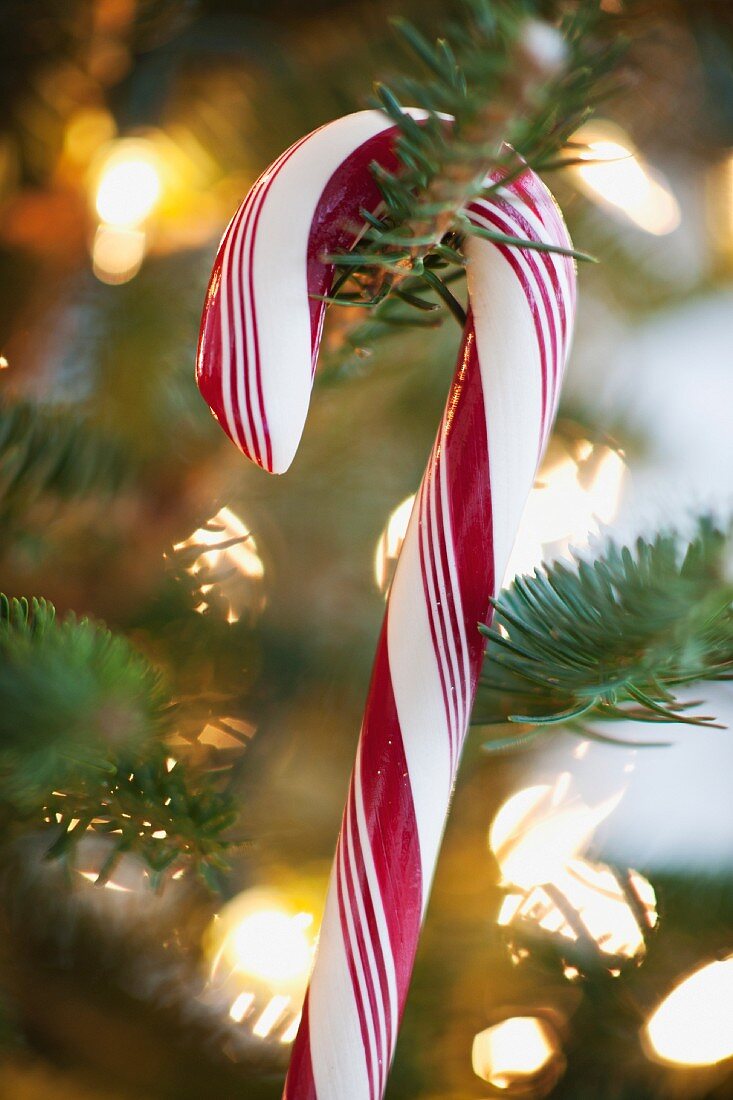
490,777,657,970
571,121,681,236
504,435,626,584
644,956,733,1067
94,139,162,228
204,888,319,1044
472,1015,564,1093
174,506,265,623
374,493,416,595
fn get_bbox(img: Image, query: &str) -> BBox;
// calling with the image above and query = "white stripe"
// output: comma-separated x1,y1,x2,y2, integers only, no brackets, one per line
309,864,371,1100
437,417,472,747
504,194,576,414
469,205,562,440
232,134,305,461
500,193,575,327
426,437,466,751
354,746,399,1051
337,838,380,1096
344,803,388,1093
418,465,456,748
387,507,454,906
466,234,544,590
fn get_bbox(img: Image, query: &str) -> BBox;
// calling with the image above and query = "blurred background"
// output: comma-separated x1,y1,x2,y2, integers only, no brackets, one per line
0,0,732,1097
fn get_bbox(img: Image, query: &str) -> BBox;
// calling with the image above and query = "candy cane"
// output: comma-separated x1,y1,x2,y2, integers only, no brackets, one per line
196,109,576,1100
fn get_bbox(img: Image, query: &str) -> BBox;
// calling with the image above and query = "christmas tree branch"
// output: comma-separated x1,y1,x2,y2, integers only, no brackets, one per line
0,596,236,886
0,396,128,528
327,0,623,328
475,518,733,749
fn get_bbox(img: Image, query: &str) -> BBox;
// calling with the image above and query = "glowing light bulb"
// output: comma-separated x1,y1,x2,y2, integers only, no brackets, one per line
490,777,657,970
231,909,314,988
95,139,162,228
205,888,318,1045
472,1016,564,1092
374,494,416,594
644,956,733,1067
173,506,265,623
571,121,680,236
504,436,626,585
92,224,146,285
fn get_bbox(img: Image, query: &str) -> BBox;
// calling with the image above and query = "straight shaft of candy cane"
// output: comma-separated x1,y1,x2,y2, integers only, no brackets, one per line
284,187,576,1100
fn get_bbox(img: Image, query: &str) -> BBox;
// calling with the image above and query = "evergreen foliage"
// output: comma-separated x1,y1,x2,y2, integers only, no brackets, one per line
477,519,733,748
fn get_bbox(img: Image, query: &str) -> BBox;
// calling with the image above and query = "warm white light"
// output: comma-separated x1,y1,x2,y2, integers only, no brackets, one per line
252,994,291,1039
498,861,656,962
280,1011,302,1045
174,506,265,623
644,957,733,1067
78,870,133,894
572,122,680,235
95,140,162,228
490,777,656,964
472,1016,560,1089
375,494,416,594
231,909,313,988
229,991,254,1023
92,224,146,284
505,440,626,584
207,890,316,998
490,775,622,890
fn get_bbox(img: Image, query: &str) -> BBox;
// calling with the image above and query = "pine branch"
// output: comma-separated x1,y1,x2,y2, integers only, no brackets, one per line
0,397,128,528
327,0,623,331
0,596,236,885
475,518,733,748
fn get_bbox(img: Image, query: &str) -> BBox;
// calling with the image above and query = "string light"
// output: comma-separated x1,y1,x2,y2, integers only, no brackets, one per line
472,1015,565,1094
571,121,681,236
490,777,657,972
644,956,733,1067
92,224,146,285
173,506,265,623
204,889,318,1045
505,435,626,583
90,137,164,284
94,139,162,227
374,493,416,594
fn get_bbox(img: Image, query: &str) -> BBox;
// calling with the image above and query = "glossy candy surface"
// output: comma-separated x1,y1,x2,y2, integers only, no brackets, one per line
196,110,576,1100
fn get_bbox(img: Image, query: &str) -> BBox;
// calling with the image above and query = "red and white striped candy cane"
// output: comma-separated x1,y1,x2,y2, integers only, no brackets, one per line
196,109,576,1100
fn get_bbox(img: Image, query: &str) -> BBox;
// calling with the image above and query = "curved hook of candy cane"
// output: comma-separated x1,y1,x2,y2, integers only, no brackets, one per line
196,109,430,475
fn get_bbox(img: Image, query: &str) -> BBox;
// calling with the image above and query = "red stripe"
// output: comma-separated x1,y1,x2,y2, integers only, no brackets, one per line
356,622,422,1011
441,317,495,702
486,194,574,393
282,991,318,1100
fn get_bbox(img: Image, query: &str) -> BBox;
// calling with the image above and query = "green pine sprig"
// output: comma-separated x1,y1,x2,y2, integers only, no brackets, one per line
326,0,623,331
0,595,237,886
475,519,733,751
0,397,128,528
